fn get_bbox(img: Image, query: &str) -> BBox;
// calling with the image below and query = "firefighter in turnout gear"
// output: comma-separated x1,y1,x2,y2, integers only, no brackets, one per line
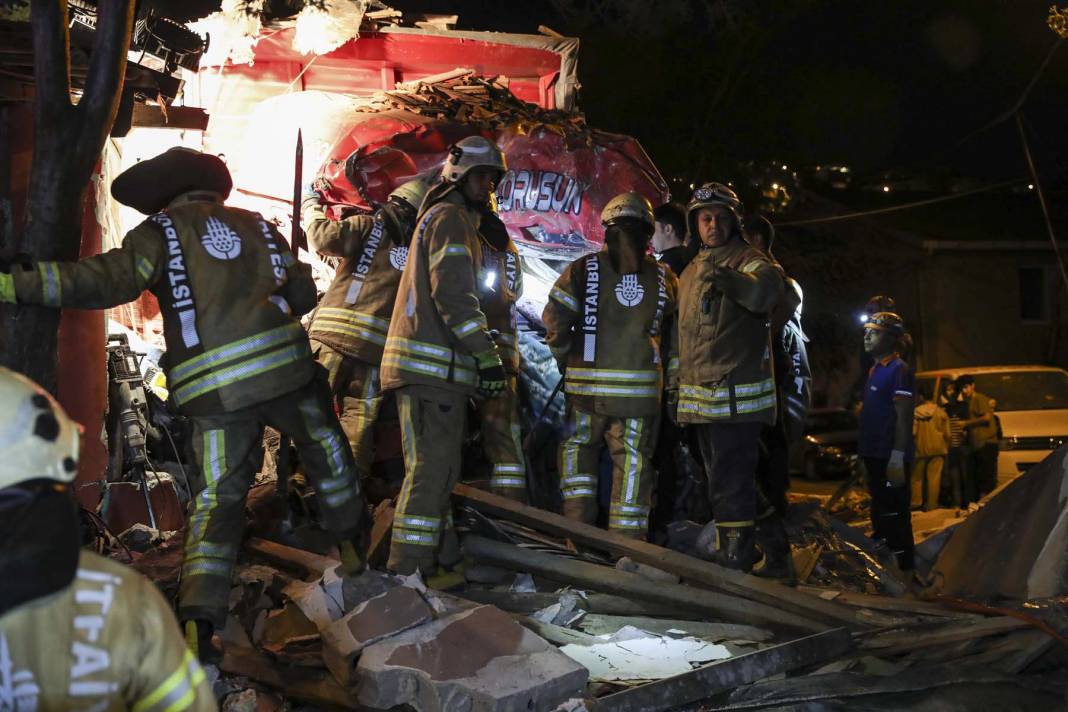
0,367,215,711
381,135,508,575
543,192,679,540
474,205,529,501
0,147,368,658
302,177,429,482
671,182,784,572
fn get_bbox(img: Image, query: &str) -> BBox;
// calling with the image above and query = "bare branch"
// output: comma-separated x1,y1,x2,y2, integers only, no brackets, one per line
29,0,73,118
76,0,134,158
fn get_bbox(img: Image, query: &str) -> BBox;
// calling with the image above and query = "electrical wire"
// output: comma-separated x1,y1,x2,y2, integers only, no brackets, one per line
776,179,1026,227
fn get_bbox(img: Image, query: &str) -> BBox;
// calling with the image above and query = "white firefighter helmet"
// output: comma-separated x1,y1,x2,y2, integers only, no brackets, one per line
601,192,655,230
389,178,430,211
441,136,507,183
0,366,80,490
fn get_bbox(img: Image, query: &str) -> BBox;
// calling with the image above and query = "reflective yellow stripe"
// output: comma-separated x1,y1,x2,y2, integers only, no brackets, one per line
429,243,473,270
565,382,659,398
132,648,200,712
38,262,62,307
550,286,579,312
452,317,487,339
315,306,390,332
567,367,659,382
380,355,478,385
136,256,155,284
311,319,387,346
385,336,453,363
170,322,305,385
172,341,310,405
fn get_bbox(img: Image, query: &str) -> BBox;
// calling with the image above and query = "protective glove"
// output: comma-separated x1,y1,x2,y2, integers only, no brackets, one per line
886,449,906,487
474,348,506,399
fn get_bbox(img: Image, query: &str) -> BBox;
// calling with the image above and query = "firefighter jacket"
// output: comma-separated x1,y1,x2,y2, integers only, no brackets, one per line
672,239,784,425
477,234,523,375
9,192,316,416
305,201,410,364
0,550,215,712
543,250,678,418
380,188,500,395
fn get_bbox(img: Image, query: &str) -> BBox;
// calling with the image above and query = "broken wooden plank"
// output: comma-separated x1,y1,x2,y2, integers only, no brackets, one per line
797,586,981,619
246,537,338,578
367,498,395,569
131,104,209,130
453,590,681,617
859,616,1030,657
463,535,828,633
578,614,773,643
454,484,863,628
590,628,853,711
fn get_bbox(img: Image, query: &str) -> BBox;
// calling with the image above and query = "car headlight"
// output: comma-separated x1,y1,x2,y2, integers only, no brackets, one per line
819,445,843,458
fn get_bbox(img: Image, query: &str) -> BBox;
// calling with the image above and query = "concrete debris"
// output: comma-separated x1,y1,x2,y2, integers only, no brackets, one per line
322,584,434,686
355,604,589,711
531,590,586,627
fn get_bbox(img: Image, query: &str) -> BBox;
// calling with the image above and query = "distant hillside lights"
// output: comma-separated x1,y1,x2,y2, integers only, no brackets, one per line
497,170,587,215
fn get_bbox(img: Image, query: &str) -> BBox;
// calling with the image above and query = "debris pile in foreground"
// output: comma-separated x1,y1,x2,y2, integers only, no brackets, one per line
117,447,1068,711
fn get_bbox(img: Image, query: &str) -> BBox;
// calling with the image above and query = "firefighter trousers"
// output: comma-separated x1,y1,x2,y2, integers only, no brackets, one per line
476,376,528,501
388,384,467,574
179,370,364,627
695,421,763,527
311,339,383,478
559,406,657,539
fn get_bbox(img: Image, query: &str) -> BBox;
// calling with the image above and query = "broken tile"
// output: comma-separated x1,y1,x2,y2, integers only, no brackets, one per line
322,585,434,687
356,604,588,712
560,627,731,682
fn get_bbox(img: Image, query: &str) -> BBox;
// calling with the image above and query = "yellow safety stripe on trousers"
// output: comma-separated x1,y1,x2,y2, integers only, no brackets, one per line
132,648,206,712
565,382,660,398
187,429,224,545
170,322,306,385
429,243,473,271
311,317,388,346
609,502,649,530
567,368,660,383
561,411,596,499
37,262,62,307
298,394,357,510
620,418,644,505
549,286,579,312
172,340,311,406
136,256,156,286
182,541,236,579
394,391,418,515
491,463,526,489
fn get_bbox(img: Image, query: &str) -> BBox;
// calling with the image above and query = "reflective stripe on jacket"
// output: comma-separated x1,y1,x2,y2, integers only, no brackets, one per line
305,204,409,363
543,251,678,417
673,240,782,424
0,550,215,712
380,188,499,395
11,193,317,416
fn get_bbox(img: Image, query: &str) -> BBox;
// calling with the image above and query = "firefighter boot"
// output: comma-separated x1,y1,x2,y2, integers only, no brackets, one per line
184,619,220,663
714,524,759,572
752,516,797,585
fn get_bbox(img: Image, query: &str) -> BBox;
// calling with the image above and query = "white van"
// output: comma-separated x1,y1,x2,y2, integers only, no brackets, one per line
914,365,1068,482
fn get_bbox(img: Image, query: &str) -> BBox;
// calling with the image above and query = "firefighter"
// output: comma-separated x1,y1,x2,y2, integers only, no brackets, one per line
543,192,679,540
302,178,429,484
0,147,367,658
0,366,215,711
474,206,529,502
671,182,784,572
381,135,507,576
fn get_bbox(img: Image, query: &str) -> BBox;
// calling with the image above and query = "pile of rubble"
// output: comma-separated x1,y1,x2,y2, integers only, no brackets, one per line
115,449,1068,711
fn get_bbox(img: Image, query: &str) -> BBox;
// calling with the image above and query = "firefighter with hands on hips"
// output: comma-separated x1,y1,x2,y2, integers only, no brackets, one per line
670,182,785,573
380,135,509,576
0,366,216,711
473,203,530,502
0,147,368,660
301,177,430,489
543,192,679,540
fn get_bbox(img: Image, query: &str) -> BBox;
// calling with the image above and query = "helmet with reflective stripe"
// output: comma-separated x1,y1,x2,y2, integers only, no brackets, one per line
389,178,430,211
0,366,80,490
864,311,905,337
686,181,743,236
601,192,655,229
441,136,507,183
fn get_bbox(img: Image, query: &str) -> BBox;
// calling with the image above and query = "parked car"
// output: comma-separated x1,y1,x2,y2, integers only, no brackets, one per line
790,407,859,480
915,365,1068,483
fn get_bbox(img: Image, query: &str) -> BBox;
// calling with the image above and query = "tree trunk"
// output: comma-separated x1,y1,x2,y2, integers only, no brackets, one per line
0,0,134,391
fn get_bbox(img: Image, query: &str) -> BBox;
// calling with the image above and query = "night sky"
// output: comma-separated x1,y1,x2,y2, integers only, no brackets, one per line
390,0,1068,189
